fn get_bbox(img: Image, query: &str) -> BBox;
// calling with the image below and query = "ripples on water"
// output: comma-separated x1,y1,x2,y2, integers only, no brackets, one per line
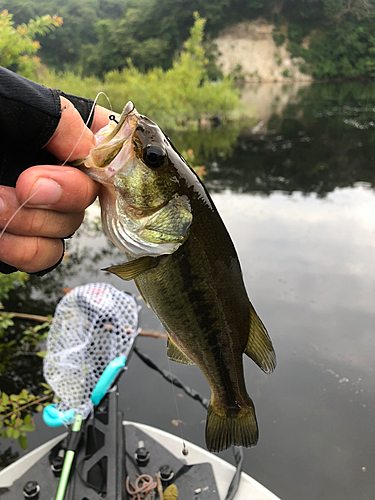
1,82,375,500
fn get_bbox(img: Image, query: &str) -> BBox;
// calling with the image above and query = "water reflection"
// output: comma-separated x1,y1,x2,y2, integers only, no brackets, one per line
175,82,375,196
1,82,375,499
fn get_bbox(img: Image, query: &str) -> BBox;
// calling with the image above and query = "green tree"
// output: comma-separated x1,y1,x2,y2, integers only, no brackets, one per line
304,15,375,79
39,13,240,128
37,0,101,69
0,9,62,78
104,13,240,125
80,0,245,77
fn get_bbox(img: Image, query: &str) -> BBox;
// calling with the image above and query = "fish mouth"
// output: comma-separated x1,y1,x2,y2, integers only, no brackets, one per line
98,101,139,148
76,101,140,183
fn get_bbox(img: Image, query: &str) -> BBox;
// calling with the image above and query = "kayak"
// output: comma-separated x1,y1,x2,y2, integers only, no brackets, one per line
0,396,281,500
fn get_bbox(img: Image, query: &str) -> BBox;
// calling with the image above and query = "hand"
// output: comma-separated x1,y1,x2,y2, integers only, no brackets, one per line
0,97,111,274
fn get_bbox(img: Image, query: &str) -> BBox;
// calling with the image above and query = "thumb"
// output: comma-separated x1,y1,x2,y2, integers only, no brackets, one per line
45,95,96,161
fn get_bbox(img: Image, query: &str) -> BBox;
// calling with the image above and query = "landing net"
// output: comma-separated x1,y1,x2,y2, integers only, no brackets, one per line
43,283,140,419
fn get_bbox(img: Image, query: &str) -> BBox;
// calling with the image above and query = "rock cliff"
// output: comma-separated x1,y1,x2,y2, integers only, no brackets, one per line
214,19,313,83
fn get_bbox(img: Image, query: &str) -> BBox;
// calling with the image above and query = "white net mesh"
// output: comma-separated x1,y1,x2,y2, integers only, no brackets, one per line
44,283,140,419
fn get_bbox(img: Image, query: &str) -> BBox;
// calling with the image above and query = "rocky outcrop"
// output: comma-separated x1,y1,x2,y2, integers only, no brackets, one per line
214,19,313,83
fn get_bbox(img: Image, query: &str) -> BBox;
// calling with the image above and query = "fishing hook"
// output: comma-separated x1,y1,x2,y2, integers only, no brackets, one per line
109,114,119,124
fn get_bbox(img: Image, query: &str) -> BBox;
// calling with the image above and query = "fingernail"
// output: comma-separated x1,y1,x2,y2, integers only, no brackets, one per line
0,196,4,215
28,179,62,206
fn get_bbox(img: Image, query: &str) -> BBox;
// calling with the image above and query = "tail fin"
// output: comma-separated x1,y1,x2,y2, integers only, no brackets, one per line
205,400,258,452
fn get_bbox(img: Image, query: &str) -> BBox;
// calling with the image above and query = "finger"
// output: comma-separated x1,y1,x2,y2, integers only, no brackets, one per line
91,105,112,134
0,232,63,274
0,186,84,238
45,96,96,161
16,165,100,212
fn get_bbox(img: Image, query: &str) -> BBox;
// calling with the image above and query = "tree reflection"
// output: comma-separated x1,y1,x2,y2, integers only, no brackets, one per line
175,82,375,196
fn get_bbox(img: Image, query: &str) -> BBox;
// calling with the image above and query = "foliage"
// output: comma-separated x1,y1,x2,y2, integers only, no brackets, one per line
0,9,62,78
226,62,248,87
0,272,52,450
38,14,240,129
280,1,375,80
273,32,285,47
78,0,273,77
0,273,28,373
0,271,27,304
303,16,375,79
2,0,270,77
4,0,375,80
287,23,305,44
0,0,120,70
0,312,50,374
0,385,53,450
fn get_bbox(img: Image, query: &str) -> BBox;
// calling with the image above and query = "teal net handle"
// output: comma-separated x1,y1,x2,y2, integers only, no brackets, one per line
91,356,126,405
43,356,126,427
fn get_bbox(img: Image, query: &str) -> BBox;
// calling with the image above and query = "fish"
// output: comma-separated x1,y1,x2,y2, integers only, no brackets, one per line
75,101,276,452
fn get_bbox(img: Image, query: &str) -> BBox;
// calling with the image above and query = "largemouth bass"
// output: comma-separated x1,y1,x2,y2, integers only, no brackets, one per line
76,102,276,452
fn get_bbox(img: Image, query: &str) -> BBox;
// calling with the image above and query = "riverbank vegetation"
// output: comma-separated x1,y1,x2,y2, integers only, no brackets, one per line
39,14,240,128
3,0,375,82
1,9,240,128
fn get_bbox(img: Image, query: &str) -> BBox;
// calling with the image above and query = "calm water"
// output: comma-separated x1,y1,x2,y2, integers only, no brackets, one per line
2,82,375,499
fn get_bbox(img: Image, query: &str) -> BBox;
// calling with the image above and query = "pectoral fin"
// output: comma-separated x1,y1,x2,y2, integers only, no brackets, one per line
167,334,195,365
103,256,158,281
244,304,276,374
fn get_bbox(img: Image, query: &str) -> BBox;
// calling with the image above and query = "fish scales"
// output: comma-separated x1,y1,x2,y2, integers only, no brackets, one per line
136,227,251,406
75,101,276,452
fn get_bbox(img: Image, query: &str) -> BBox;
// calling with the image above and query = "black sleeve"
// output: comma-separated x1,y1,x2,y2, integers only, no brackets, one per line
0,67,96,275
0,66,95,187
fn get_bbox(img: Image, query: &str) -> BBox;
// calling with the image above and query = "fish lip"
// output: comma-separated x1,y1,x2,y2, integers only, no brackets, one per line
78,102,140,183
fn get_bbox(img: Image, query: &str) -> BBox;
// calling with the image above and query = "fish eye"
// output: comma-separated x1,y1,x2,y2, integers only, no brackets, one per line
142,145,166,169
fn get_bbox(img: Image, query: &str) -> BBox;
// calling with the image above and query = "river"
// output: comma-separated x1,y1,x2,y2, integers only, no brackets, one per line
1,82,375,500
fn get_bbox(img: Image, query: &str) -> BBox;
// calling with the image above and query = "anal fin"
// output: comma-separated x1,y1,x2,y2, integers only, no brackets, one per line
167,334,195,365
244,303,276,374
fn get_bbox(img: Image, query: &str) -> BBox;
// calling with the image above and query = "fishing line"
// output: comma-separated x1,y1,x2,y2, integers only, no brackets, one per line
0,91,112,241
61,91,112,166
167,355,188,455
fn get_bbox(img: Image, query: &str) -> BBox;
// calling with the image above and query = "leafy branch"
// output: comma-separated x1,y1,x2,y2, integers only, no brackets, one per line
0,10,62,78
0,386,53,450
